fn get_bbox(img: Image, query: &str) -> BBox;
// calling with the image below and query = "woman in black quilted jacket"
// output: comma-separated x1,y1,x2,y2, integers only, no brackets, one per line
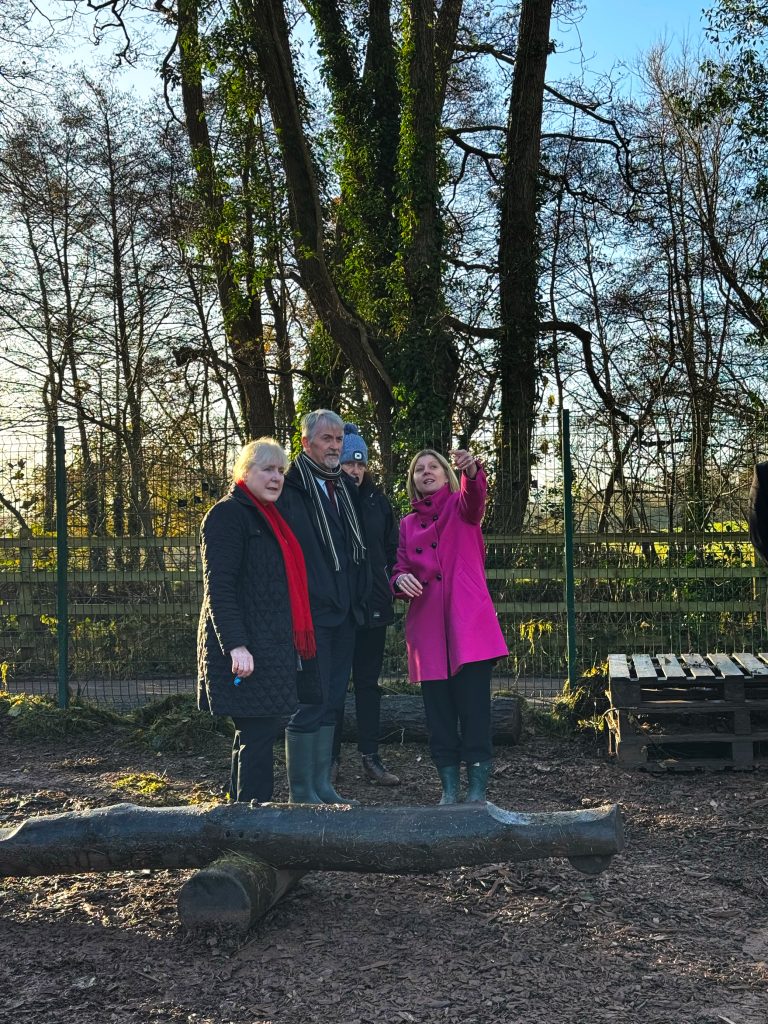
197,437,320,802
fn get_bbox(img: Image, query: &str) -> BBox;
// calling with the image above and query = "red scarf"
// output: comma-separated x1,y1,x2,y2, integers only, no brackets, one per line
236,481,316,659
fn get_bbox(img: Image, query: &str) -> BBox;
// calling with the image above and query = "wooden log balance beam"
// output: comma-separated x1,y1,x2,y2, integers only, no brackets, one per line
0,801,624,880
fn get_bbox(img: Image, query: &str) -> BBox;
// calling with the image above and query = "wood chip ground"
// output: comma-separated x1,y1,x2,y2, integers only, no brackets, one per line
1,724,767,1024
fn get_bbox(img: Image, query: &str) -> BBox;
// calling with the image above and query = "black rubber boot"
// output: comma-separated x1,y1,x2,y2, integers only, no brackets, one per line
465,760,492,803
437,764,461,805
315,725,360,805
285,730,321,804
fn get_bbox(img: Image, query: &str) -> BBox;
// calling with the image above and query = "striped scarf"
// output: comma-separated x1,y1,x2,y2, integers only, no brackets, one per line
295,452,366,570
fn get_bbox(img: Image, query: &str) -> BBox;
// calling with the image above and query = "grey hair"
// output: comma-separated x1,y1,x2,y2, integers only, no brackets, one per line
301,409,344,441
231,437,288,483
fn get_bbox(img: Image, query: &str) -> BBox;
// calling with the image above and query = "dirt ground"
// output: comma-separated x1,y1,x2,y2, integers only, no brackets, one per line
1,722,767,1024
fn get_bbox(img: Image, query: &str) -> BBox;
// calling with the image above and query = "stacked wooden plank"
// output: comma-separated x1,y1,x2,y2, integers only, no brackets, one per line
607,653,768,770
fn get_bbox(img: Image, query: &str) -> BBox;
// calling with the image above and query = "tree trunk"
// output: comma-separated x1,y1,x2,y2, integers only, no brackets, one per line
0,801,624,878
240,0,393,422
496,0,553,531
391,0,458,451
264,276,296,447
177,0,275,439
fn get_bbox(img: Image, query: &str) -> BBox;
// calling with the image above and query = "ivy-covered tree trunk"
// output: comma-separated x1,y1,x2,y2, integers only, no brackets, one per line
239,0,394,446
298,325,351,416
177,0,275,439
239,0,466,471
496,0,553,531
392,0,458,454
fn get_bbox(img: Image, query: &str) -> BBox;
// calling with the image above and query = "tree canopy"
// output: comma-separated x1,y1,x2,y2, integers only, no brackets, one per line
0,0,767,532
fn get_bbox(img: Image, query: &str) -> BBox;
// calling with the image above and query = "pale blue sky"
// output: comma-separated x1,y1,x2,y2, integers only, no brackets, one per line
41,0,712,98
550,0,709,78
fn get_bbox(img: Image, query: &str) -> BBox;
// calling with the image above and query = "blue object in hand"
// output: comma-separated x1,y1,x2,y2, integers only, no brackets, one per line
233,676,242,687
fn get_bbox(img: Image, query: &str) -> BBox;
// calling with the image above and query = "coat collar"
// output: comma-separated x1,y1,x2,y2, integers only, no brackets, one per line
229,483,266,516
230,482,251,505
411,482,452,515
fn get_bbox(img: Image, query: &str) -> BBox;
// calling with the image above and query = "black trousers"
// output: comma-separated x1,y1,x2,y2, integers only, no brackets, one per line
287,616,356,734
332,624,388,758
229,715,287,802
420,660,493,768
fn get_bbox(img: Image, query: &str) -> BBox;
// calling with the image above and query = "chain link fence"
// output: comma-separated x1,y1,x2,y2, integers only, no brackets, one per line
1,411,767,708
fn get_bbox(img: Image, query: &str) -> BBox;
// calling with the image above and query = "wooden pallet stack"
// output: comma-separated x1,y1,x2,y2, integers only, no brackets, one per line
607,652,768,770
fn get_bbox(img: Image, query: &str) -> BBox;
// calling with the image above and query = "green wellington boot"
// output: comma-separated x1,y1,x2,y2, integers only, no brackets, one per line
285,730,322,804
437,764,461,805
465,760,492,803
314,725,360,805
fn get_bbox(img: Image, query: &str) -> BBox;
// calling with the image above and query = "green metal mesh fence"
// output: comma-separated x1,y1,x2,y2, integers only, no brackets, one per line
1,411,767,707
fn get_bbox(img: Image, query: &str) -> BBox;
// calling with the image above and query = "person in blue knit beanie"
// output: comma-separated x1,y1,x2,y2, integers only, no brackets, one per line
332,423,401,786
340,423,369,466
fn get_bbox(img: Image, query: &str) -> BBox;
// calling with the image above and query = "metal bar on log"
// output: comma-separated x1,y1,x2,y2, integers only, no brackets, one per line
0,801,624,878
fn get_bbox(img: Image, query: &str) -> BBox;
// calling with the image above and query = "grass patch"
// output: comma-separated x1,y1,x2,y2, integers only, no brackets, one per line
0,690,231,753
518,676,610,739
111,771,171,798
109,769,214,806
0,691,126,740
520,698,572,738
131,694,233,752
380,677,418,696
549,677,610,736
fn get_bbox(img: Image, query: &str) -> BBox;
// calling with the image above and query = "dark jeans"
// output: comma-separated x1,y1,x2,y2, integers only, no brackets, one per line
229,715,287,802
287,616,356,734
420,660,493,768
332,625,387,759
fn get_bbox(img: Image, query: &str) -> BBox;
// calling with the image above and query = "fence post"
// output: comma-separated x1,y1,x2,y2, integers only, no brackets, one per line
561,409,578,688
55,425,69,709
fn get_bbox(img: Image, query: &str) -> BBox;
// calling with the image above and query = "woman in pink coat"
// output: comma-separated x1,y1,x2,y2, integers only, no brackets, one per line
392,448,508,804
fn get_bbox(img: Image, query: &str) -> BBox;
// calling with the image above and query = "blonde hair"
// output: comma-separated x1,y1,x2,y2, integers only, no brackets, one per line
406,449,459,501
232,437,288,483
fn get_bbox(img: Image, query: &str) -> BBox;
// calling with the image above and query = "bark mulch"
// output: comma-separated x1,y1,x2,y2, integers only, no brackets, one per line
1,723,767,1024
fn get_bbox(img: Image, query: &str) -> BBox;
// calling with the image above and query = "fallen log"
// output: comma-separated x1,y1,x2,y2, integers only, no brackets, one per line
177,855,304,932
343,694,522,745
0,800,623,878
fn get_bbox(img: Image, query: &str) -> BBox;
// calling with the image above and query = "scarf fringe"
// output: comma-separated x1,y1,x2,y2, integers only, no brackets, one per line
295,630,317,660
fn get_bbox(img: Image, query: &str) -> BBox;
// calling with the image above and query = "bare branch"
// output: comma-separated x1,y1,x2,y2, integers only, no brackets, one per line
84,0,134,64
444,314,500,340
443,127,500,163
0,491,29,531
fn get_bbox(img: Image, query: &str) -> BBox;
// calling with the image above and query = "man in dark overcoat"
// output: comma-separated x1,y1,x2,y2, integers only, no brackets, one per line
277,409,370,802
